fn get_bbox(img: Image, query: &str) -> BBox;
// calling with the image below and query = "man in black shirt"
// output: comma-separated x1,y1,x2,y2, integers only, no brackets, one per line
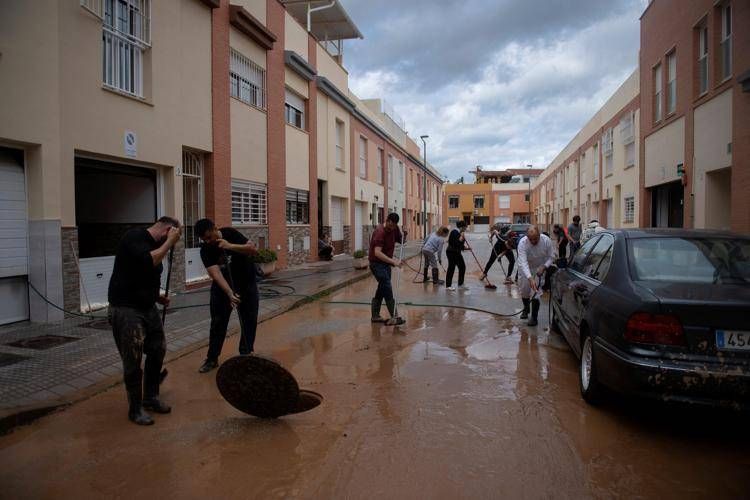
195,218,260,373
108,216,181,426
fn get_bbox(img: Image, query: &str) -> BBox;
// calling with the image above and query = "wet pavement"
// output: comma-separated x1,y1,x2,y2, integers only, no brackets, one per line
1,235,749,499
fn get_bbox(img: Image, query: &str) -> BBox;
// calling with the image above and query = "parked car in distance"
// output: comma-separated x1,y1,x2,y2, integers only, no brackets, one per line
508,223,531,248
551,229,750,409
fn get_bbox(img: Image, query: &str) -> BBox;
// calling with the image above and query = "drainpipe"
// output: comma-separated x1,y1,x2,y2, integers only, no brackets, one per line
307,1,336,32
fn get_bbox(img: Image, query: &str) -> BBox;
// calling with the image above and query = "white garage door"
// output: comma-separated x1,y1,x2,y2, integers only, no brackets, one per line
331,197,344,241
354,202,364,251
606,199,613,227
473,224,489,234
185,247,207,283
0,150,29,325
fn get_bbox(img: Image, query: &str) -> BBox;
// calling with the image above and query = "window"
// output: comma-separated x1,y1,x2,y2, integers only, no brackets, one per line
399,161,405,192
584,235,614,281
620,113,634,144
667,52,676,114
570,236,601,273
721,4,732,80
449,196,459,209
524,194,530,202
387,155,394,189
284,89,305,129
335,120,345,170
624,196,635,223
230,48,266,109
498,195,510,209
182,150,203,249
602,129,613,176
698,25,709,95
473,195,484,209
410,170,414,195
625,143,636,168
377,148,384,185
231,180,267,225
286,189,309,224
653,63,663,122
592,143,599,181
359,136,367,178
102,0,150,97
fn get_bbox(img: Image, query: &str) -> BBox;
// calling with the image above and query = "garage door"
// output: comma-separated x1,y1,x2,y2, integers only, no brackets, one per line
0,149,29,325
606,199,613,227
354,202,364,251
331,197,344,241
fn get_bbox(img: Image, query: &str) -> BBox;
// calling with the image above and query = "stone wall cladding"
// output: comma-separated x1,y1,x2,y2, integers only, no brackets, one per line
342,225,351,255
170,240,186,294
286,226,311,266
61,227,80,315
236,226,270,250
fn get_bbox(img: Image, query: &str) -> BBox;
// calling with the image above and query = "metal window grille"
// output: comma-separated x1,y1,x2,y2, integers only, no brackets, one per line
449,196,459,209
230,48,266,110
359,137,367,178
285,189,309,224
721,5,732,80
624,196,635,223
698,27,708,95
473,195,484,209
100,0,150,97
284,89,305,129
182,150,204,248
231,180,267,225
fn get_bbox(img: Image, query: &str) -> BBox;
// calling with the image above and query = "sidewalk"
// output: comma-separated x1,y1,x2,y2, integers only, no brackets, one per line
0,242,424,431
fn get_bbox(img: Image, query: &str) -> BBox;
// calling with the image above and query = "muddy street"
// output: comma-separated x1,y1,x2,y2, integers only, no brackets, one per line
1,253,749,499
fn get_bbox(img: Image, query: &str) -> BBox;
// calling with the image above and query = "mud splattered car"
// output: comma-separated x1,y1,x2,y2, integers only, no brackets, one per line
551,229,750,408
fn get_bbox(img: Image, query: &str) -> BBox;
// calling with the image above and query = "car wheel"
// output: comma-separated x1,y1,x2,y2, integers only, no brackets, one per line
579,335,604,404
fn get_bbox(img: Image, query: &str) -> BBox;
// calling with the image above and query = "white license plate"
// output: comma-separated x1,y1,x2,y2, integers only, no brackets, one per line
716,330,750,351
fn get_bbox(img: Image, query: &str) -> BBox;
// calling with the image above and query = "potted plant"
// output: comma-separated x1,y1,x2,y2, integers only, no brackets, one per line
352,249,368,269
253,248,278,276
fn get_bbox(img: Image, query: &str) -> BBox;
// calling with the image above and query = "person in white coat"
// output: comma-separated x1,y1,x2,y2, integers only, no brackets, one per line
517,226,555,326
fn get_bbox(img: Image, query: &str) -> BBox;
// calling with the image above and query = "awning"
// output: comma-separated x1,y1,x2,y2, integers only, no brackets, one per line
280,1,363,41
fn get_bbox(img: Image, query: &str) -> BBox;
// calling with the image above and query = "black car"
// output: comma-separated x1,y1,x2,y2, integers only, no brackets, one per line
508,223,531,248
551,229,750,408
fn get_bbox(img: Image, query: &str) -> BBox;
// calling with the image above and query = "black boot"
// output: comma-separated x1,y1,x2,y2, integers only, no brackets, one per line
528,299,540,326
143,397,172,414
199,358,218,373
423,267,430,283
432,268,444,285
371,298,385,323
143,370,171,414
127,391,154,426
386,298,397,319
520,298,530,320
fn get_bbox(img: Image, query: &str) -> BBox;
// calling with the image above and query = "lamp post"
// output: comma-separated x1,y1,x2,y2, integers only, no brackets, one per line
420,135,429,240
527,163,533,224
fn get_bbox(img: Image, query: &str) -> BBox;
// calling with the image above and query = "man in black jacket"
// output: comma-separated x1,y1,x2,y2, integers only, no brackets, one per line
108,216,181,426
195,218,260,374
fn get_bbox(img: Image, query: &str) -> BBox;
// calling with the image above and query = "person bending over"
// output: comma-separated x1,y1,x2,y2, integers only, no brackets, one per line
108,216,182,425
445,220,468,291
517,226,555,327
422,226,449,284
481,223,515,285
195,219,260,374
369,212,405,325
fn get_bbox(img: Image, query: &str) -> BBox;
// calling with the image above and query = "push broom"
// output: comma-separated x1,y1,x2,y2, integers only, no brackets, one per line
464,239,497,290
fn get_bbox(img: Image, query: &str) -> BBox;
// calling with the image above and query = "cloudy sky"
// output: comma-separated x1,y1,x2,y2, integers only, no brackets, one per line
341,0,647,182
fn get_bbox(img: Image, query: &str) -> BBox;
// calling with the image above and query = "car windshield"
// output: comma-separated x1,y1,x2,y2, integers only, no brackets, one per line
628,237,750,284
510,224,530,232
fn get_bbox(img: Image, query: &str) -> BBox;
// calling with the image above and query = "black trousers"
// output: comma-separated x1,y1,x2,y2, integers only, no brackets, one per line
207,282,259,361
483,243,515,277
445,251,466,287
110,305,166,402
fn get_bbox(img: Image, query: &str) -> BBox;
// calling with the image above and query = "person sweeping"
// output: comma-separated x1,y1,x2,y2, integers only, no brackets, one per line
517,226,555,327
422,226,449,285
369,212,406,326
445,220,468,291
481,223,515,285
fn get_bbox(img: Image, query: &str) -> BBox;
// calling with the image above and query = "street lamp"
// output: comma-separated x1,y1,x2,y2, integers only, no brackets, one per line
420,135,429,240
526,164,533,224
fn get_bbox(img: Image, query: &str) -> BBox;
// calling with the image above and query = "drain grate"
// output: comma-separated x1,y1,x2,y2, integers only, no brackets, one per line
6,335,80,350
0,352,30,367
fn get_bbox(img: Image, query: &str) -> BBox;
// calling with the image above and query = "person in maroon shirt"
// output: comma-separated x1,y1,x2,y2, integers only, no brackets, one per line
368,212,407,325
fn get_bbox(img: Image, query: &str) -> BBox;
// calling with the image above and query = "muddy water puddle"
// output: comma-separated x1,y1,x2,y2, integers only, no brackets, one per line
1,276,749,499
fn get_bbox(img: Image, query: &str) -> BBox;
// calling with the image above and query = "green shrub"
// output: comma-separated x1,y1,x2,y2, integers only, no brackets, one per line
353,249,367,259
252,248,278,263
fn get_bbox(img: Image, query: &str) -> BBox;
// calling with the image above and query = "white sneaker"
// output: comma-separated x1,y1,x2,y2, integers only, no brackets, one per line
458,285,470,290
447,286,456,291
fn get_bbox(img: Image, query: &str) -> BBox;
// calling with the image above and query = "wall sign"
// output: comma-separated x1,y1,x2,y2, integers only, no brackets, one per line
124,130,137,158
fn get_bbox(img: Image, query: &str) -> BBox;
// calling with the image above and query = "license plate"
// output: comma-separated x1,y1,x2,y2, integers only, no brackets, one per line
716,330,750,351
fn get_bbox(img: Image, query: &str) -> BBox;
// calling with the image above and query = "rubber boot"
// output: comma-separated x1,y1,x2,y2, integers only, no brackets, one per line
432,268,444,285
127,390,154,426
371,298,385,323
528,299,540,326
423,266,430,283
143,367,171,414
385,298,397,319
520,298,530,320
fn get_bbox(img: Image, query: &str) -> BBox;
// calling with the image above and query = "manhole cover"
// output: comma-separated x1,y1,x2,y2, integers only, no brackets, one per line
6,335,80,350
80,319,111,331
0,352,30,368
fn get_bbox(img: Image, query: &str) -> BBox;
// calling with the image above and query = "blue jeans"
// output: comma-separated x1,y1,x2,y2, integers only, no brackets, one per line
370,261,394,303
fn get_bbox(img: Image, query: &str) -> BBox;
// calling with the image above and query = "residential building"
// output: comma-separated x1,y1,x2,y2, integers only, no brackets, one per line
640,0,749,231
0,0,442,324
